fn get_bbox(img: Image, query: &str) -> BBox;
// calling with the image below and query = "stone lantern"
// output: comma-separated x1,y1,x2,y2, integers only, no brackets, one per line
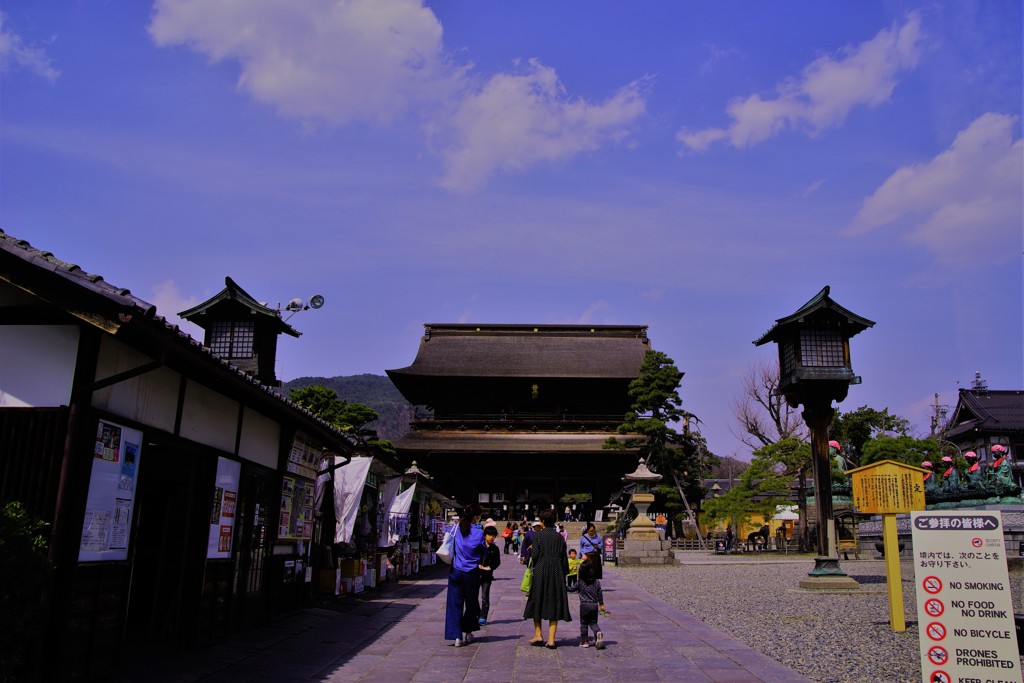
624,457,662,541
754,286,874,585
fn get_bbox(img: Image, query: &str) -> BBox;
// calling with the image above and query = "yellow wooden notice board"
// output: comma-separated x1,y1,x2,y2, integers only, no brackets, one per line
845,460,927,514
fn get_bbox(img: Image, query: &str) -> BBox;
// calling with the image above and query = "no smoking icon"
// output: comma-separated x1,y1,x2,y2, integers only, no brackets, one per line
922,576,942,594
924,599,944,617
927,646,948,666
926,622,946,641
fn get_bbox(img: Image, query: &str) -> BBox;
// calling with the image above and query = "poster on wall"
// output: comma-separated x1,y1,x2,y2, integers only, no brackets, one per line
79,419,143,562
279,475,314,540
207,457,242,559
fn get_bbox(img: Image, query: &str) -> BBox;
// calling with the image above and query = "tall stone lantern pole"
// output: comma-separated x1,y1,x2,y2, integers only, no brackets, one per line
754,286,874,587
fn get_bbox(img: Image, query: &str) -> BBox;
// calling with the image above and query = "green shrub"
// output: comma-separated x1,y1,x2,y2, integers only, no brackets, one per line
0,502,51,682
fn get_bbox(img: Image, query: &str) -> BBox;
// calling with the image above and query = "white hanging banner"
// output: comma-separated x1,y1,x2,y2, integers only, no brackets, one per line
388,483,416,545
377,477,402,547
391,483,416,516
333,456,372,544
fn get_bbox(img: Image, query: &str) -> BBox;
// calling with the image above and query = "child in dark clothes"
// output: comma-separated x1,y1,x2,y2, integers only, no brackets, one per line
577,556,606,649
478,526,501,624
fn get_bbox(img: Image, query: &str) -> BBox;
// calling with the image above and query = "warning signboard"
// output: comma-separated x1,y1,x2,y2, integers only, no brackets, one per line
912,510,1022,683
846,460,926,514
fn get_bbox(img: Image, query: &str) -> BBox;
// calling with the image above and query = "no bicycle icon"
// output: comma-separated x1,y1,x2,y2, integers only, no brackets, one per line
925,622,946,641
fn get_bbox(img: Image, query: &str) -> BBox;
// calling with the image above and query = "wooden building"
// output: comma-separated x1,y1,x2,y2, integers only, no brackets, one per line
0,229,354,680
944,385,1023,486
386,324,651,519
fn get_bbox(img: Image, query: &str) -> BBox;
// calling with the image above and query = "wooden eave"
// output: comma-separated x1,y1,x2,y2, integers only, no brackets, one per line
0,229,351,459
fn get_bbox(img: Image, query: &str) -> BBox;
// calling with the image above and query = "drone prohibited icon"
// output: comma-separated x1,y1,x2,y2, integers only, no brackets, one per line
927,646,948,666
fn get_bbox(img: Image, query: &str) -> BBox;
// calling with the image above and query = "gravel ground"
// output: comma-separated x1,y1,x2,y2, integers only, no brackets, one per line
613,555,1019,683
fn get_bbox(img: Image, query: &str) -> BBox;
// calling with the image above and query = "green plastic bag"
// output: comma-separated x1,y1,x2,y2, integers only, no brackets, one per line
520,560,533,593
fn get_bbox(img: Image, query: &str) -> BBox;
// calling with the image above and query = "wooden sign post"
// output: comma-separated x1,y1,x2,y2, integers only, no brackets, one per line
845,460,927,632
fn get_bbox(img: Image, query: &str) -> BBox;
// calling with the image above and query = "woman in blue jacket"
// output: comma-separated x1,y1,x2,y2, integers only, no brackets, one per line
446,503,486,647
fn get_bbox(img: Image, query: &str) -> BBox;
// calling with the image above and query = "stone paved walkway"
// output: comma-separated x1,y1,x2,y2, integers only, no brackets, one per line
111,555,811,683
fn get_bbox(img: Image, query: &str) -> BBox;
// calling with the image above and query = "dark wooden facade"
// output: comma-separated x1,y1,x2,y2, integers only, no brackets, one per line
387,324,651,517
0,229,352,681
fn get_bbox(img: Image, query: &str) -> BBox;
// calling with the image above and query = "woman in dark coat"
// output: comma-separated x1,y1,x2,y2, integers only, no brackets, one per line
523,508,571,648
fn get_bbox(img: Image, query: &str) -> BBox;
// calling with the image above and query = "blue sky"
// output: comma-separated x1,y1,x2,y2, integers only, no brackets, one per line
2,1,1021,458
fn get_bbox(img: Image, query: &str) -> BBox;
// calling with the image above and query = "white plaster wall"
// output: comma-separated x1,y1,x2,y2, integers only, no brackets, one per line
238,407,281,469
91,336,180,432
180,379,239,453
0,325,79,406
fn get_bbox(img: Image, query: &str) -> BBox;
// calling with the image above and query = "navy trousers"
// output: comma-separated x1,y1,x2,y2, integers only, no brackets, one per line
445,567,481,640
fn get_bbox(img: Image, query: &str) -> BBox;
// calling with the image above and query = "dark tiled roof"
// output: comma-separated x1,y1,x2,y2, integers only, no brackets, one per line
0,228,352,454
387,323,650,379
754,285,875,346
0,229,157,321
179,276,299,338
945,389,1024,439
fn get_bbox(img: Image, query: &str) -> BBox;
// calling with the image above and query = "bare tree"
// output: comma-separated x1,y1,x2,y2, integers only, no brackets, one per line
730,359,812,550
730,358,806,449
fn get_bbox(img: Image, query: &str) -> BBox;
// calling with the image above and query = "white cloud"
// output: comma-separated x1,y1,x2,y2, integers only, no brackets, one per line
574,300,609,325
149,2,647,192
699,43,741,76
149,280,204,340
149,0,457,125
0,11,59,82
678,13,922,152
438,60,647,192
847,112,1022,265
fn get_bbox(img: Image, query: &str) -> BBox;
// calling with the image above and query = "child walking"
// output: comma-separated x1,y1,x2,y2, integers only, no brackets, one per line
566,549,582,592
478,525,501,625
577,558,606,649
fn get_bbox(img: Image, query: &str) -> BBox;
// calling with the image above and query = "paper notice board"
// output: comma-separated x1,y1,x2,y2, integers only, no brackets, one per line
79,419,143,562
911,510,1021,683
207,456,241,559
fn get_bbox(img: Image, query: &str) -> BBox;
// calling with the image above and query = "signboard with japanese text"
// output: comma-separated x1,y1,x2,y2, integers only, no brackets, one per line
79,420,143,562
911,510,1021,683
286,432,321,480
207,457,241,559
846,460,926,514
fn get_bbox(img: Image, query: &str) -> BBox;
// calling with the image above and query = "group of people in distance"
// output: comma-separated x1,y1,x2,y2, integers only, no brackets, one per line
444,506,608,650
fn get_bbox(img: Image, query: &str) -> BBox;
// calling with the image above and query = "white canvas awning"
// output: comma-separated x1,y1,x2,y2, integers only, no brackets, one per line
333,456,373,544
377,476,403,547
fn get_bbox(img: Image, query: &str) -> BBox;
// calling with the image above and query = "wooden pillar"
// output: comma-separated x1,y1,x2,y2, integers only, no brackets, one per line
803,395,835,557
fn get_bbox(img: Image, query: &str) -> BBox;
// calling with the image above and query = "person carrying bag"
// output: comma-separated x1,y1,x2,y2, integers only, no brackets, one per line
520,558,533,593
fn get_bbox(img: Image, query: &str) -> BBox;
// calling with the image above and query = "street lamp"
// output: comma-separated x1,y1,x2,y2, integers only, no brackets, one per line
754,286,874,581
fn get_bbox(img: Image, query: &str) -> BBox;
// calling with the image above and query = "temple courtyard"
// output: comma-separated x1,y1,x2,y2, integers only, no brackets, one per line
109,550,1024,683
